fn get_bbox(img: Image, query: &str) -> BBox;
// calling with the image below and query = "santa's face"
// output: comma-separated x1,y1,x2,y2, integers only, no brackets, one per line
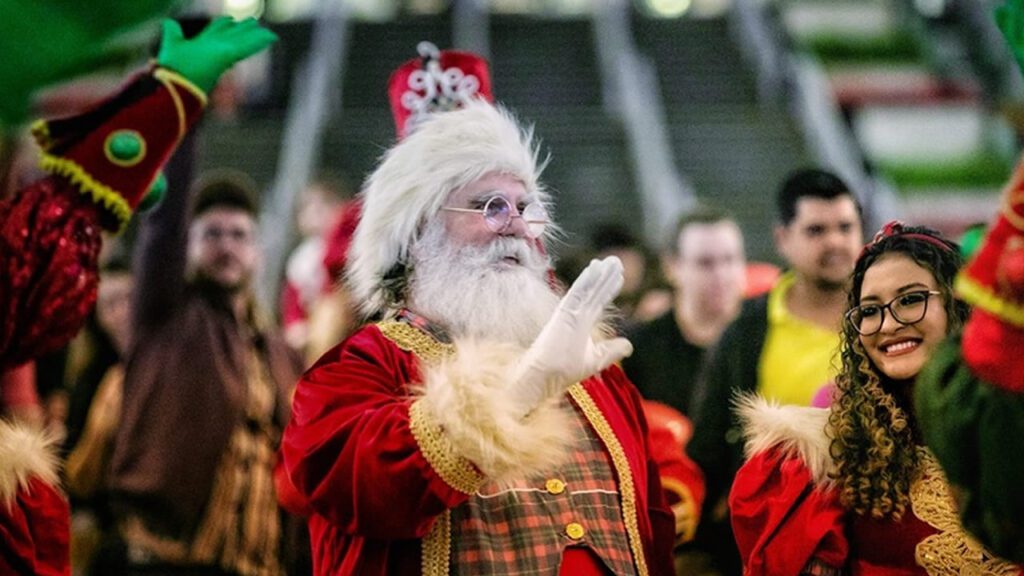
408,176,558,345
441,173,541,261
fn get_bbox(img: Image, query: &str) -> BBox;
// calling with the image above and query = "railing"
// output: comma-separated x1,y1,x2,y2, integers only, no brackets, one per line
257,2,351,309
592,0,696,247
727,0,899,231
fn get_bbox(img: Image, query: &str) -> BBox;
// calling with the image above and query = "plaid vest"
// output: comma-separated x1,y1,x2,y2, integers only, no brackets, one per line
450,398,637,575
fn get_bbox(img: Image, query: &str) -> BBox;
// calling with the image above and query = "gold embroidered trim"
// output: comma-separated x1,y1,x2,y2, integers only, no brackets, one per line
38,153,132,232
568,383,649,576
408,400,485,495
376,320,455,363
912,448,1017,575
377,320,459,575
421,510,451,576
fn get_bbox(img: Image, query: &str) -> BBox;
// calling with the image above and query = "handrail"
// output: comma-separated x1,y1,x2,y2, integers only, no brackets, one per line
257,2,350,309
592,1,696,248
727,0,899,231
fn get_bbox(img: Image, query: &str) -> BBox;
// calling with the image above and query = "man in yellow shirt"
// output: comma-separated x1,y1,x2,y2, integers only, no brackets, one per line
687,169,863,575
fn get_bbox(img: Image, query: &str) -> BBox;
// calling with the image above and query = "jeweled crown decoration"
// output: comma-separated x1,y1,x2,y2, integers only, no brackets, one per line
387,41,493,139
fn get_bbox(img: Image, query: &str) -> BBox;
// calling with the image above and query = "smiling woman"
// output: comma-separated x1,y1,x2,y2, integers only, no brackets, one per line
725,221,1024,575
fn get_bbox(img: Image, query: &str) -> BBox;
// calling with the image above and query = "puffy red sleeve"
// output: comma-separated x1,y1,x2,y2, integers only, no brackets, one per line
277,326,470,539
729,448,848,575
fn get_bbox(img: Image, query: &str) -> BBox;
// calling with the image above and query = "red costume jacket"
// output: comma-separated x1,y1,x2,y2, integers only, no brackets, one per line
729,398,1021,575
277,320,679,575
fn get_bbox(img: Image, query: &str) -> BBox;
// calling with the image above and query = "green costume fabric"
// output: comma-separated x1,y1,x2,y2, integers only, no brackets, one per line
916,335,1024,562
0,0,180,127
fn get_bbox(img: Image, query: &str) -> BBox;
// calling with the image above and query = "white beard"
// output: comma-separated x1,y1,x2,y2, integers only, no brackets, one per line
408,219,561,347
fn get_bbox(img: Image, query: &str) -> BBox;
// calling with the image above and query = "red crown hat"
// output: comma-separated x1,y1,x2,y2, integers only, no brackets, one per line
387,41,493,139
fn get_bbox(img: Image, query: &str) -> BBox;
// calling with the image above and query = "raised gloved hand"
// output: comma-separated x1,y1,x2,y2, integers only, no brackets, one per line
510,256,634,416
997,0,1024,74
157,16,278,94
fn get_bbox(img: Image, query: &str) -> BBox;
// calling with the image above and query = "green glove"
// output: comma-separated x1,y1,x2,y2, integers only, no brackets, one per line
996,0,1024,75
157,16,278,94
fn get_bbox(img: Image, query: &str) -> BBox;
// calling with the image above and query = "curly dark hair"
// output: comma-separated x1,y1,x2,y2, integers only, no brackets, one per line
827,223,969,519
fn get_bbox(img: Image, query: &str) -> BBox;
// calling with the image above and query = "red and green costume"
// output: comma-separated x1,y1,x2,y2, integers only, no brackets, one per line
917,156,1024,563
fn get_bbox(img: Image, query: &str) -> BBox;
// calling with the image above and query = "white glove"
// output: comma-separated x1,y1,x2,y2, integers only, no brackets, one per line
511,256,634,416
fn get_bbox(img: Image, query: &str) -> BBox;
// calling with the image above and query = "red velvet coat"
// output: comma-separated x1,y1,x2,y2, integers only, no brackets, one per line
277,322,677,575
729,401,1022,575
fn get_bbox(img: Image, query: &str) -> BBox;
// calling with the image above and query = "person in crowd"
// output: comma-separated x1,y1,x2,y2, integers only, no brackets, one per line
276,95,686,574
687,168,863,574
0,15,270,575
280,176,349,353
623,206,746,419
106,166,303,575
728,221,1023,574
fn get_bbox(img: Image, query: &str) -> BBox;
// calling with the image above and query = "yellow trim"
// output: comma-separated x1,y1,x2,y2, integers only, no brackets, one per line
955,274,1024,328
103,130,146,168
375,320,460,575
421,510,451,576
912,448,1017,575
408,400,486,495
153,68,208,141
38,153,131,232
376,320,455,362
154,67,209,106
30,119,52,151
568,383,649,576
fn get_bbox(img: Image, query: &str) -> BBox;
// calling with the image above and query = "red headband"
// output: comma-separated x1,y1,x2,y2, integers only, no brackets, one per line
859,220,953,261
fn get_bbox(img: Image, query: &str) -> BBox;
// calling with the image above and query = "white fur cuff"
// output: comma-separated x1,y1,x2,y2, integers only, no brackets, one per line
414,338,574,487
0,419,61,506
733,394,835,486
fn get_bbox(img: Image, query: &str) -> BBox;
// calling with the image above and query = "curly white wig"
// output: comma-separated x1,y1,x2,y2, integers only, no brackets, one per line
347,100,550,317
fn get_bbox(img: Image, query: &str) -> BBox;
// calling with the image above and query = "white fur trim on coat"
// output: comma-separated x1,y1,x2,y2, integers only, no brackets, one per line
0,420,61,507
415,338,574,486
347,100,550,316
733,394,835,486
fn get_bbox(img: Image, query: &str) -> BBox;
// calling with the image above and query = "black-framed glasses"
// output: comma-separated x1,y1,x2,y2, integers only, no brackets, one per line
442,195,548,238
845,290,942,336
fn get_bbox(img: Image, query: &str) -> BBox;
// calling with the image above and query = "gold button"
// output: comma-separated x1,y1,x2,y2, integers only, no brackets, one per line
565,522,585,540
545,478,566,495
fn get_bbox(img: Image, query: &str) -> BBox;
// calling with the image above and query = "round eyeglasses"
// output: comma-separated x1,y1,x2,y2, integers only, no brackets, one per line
845,290,942,336
442,195,549,238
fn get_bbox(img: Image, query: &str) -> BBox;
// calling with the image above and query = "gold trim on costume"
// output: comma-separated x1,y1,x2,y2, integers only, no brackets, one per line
568,383,649,576
912,448,1017,575
421,510,451,576
38,153,132,232
153,68,208,140
408,400,485,495
376,320,459,575
376,320,455,362
955,274,1024,328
